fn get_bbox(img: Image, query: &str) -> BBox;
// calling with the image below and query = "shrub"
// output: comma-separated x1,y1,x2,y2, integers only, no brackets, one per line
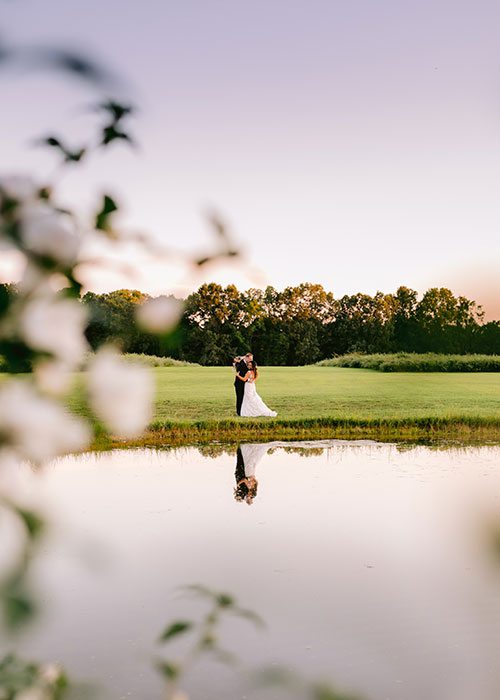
316,352,500,372
122,353,199,367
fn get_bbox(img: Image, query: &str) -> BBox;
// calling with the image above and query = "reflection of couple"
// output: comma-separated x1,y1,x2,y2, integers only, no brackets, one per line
233,353,277,418
234,443,270,505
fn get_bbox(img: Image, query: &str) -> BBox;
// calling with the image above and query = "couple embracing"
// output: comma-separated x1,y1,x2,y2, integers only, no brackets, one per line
233,353,277,418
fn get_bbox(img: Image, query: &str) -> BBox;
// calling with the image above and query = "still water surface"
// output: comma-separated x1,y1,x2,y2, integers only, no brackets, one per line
7,441,500,700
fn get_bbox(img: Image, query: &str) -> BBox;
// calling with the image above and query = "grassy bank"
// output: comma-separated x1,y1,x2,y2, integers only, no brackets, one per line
101,416,500,449
65,365,500,446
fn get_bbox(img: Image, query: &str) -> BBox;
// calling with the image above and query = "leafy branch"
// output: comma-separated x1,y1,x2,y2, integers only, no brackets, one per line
156,585,264,699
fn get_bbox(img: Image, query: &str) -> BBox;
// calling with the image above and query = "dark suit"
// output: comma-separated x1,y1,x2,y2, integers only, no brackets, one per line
234,446,249,500
235,446,246,483
234,359,248,415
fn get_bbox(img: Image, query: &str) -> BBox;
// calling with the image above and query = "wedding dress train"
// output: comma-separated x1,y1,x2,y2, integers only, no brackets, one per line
240,380,277,417
240,443,271,475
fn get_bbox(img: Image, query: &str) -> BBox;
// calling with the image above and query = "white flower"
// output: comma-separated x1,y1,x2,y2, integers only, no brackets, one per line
0,175,38,203
0,381,90,463
21,296,88,367
19,261,51,295
20,204,80,265
39,662,64,684
136,296,183,333
35,359,73,395
15,689,49,700
88,348,154,438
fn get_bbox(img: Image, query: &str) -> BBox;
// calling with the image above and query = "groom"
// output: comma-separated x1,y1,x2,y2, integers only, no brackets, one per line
233,353,252,416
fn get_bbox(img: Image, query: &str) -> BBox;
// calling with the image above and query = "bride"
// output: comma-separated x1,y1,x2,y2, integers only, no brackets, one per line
240,361,277,418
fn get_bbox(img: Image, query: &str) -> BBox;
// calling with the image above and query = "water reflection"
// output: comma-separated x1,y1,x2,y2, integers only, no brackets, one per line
234,447,256,505
233,440,381,505
233,442,328,505
6,441,500,700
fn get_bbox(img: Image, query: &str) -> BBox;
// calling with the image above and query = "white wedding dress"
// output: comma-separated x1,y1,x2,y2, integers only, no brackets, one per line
240,376,277,417
240,443,271,475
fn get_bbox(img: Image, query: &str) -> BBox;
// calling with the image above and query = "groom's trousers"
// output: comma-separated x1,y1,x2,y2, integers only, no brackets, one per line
235,379,245,416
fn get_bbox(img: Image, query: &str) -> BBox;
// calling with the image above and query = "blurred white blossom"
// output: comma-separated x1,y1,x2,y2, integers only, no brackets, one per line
20,296,88,367
0,381,90,463
16,689,50,700
136,295,183,333
20,204,80,265
35,359,73,395
0,175,38,203
39,662,64,684
88,347,154,438
18,261,50,295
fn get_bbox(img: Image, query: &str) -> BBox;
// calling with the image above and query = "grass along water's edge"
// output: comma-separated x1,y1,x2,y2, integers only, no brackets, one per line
94,414,500,450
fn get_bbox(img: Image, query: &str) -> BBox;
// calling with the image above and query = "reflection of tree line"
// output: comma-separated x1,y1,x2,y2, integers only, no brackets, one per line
199,443,327,459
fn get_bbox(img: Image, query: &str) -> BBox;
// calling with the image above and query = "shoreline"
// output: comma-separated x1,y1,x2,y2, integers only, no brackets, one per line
95,416,500,450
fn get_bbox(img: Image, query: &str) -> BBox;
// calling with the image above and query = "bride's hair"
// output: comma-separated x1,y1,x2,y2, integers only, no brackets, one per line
234,478,258,504
250,360,258,378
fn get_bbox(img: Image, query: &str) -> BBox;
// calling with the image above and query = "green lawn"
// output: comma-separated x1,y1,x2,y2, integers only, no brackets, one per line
147,365,500,421
65,365,500,445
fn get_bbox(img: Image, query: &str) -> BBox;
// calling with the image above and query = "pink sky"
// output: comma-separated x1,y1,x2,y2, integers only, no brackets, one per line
1,0,499,318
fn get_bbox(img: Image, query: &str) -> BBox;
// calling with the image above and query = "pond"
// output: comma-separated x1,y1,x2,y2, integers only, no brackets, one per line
5,440,500,700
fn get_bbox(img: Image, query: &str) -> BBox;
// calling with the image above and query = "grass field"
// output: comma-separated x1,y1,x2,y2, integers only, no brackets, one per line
65,365,500,445
147,366,500,420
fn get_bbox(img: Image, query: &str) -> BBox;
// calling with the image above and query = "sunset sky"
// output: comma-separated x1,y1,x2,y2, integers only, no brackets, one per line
2,0,500,317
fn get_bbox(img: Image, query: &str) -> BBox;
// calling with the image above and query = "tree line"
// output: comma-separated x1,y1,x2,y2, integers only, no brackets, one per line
80,283,500,366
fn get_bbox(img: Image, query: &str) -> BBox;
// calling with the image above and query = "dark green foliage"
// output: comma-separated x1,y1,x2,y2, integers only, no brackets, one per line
0,655,41,699
3,591,35,630
155,585,265,695
38,135,87,163
158,620,193,643
96,100,135,147
318,353,500,372
2,281,491,370
0,654,67,699
83,289,153,353
155,660,180,680
78,283,500,366
0,283,13,318
14,506,45,540
95,194,118,232
312,683,363,700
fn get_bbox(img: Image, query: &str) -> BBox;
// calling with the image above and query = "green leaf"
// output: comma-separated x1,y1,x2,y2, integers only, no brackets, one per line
45,136,63,148
312,682,362,700
0,284,12,317
4,591,36,630
158,620,193,643
216,593,234,608
199,632,216,649
230,606,265,628
155,660,180,680
254,666,297,688
98,100,134,121
66,148,86,163
42,49,109,85
101,125,132,146
14,506,45,540
95,194,118,232
38,136,87,164
210,646,237,666
181,584,214,599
